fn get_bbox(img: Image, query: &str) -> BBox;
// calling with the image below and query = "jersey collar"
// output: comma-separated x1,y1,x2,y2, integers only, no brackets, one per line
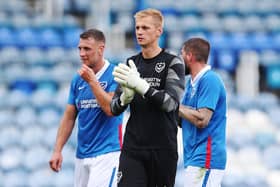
190,65,211,87
96,59,110,79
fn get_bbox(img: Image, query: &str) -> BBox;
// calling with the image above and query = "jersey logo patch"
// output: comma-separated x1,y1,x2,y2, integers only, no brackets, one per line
155,62,165,73
117,171,122,183
99,81,107,89
78,85,85,90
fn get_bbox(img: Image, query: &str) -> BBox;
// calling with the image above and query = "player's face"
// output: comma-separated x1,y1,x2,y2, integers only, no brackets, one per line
135,16,162,47
181,48,191,74
78,38,103,68
181,48,189,64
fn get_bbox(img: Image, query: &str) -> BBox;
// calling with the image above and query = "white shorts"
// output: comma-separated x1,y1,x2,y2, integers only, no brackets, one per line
74,151,120,187
183,166,225,187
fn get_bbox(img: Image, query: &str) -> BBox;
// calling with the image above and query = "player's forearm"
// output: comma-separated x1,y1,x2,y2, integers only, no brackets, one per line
179,105,207,128
110,96,127,116
88,80,114,116
53,119,75,153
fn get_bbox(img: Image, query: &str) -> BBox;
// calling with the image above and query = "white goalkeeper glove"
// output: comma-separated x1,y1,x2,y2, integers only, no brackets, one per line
120,86,135,106
113,60,150,96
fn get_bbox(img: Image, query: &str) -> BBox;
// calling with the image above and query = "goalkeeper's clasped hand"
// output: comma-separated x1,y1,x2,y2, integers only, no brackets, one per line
113,60,150,97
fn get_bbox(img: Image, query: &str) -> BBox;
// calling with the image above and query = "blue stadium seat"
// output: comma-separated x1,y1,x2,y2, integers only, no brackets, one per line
222,15,244,33
2,169,28,187
217,0,239,16
54,167,74,187
0,170,3,186
272,32,280,51
263,145,280,170
21,126,45,149
73,0,91,14
39,28,63,49
208,32,231,52
23,145,50,171
254,131,277,150
181,15,204,33
63,27,83,48
0,47,20,65
11,14,30,29
243,175,269,187
42,126,57,149
266,14,280,33
215,50,238,73
201,14,223,32
61,145,76,168
243,15,264,33
259,49,279,66
0,27,15,47
167,31,184,51
0,126,21,150
256,92,279,111
53,85,70,109
64,48,80,64
23,47,46,66
222,173,246,187
45,47,66,65
50,63,77,83
250,32,273,51
267,105,280,128
0,110,16,127
28,168,56,187
10,79,37,95
0,146,24,172
227,128,255,150
38,108,61,128
7,89,30,108
162,14,179,32
15,106,37,128
30,88,57,110
0,12,12,28
16,27,40,48
1,0,30,15
229,32,251,51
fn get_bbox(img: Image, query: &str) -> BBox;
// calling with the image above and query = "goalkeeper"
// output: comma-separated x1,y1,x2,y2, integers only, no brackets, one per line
110,8,185,187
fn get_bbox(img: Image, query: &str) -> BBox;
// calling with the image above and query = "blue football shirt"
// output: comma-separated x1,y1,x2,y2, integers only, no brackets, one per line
68,61,123,158
181,67,227,169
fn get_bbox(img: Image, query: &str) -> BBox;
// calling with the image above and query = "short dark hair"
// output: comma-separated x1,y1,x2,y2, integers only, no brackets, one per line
183,38,210,63
80,28,105,43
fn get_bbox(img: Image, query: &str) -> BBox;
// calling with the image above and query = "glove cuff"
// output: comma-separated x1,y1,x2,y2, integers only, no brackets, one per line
135,79,150,96
120,93,127,106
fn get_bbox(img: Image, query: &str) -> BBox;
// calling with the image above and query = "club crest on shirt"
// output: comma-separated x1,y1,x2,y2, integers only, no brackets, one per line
190,86,196,98
155,62,165,73
99,81,107,89
117,171,122,183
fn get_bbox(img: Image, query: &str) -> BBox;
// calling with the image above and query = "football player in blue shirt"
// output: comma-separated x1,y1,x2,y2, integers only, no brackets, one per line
49,29,123,187
179,38,227,187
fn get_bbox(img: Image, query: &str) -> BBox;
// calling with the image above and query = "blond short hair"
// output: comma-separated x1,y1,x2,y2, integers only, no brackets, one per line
134,8,164,28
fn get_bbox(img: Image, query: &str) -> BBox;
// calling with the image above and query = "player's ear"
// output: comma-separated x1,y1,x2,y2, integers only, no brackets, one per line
98,44,105,56
156,26,163,37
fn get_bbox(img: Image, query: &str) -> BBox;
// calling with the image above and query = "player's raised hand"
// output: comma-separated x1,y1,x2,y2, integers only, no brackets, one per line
78,64,97,83
113,60,150,96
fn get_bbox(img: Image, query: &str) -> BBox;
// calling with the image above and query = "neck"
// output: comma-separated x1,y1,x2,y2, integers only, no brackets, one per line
191,62,207,80
141,44,162,59
92,59,105,73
